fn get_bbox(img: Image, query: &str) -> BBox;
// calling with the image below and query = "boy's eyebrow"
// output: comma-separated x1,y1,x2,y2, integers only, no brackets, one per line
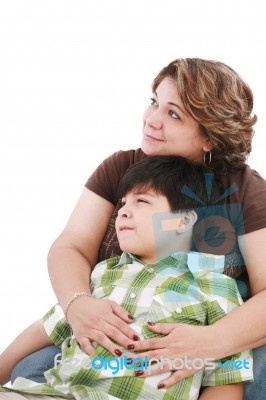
133,190,156,197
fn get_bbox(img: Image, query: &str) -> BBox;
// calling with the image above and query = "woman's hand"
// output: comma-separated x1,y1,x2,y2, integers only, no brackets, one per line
67,296,140,356
128,322,220,389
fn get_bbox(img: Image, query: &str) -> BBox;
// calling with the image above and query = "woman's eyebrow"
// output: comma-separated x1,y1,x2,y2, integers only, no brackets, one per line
167,101,187,116
154,90,187,116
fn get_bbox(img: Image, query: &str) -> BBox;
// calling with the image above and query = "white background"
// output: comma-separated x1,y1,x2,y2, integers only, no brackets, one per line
0,0,265,354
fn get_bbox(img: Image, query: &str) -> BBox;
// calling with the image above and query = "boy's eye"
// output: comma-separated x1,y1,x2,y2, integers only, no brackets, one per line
137,198,149,204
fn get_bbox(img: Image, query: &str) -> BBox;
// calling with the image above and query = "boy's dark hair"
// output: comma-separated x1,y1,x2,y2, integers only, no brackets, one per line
118,156,222,211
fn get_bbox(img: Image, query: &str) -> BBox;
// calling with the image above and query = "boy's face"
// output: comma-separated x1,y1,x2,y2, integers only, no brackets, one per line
116,189,183,264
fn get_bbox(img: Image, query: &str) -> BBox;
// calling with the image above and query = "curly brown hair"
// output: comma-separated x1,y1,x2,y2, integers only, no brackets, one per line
152,58,257,171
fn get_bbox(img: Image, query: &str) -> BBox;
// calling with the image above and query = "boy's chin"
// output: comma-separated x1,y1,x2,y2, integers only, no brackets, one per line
120,248,139,259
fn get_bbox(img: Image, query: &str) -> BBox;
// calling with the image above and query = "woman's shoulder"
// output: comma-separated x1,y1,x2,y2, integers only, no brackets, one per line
219,164,266,234
95,147,146,179
96,148,147,183
108,148,147,166
85,148,147,205
219,164,266,194
231,164,265,180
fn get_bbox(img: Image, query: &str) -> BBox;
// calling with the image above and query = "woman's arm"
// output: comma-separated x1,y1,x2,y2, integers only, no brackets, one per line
0,319,52,385
47,188,139,356
126,227,266,388
47,188,111,307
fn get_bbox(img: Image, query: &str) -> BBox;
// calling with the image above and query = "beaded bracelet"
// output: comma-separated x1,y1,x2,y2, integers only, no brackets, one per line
64,292,92,323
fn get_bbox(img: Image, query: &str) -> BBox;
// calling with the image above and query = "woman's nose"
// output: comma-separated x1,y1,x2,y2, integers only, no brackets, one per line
145,109,163,130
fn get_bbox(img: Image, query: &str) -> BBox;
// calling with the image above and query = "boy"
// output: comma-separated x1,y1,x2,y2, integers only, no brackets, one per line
0,156,252,399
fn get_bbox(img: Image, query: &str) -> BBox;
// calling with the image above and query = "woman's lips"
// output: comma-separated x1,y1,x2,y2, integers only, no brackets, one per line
144,133,164,142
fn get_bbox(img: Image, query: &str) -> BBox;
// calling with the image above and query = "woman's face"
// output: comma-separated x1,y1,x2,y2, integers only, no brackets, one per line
141,78,212,162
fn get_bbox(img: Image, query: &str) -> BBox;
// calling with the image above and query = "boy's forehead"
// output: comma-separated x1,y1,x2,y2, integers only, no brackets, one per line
126,188,162,197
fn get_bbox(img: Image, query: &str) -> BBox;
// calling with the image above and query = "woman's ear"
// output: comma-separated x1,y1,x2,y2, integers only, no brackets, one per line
175,210,198,233
203,137,215,152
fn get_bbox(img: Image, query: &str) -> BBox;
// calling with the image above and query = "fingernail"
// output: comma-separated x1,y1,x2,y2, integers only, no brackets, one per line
135,370,144,377
115,349,123,356
133,335,141,341
158,383,165,389
128,314,134,320
147,321,156,326
127,344,135,350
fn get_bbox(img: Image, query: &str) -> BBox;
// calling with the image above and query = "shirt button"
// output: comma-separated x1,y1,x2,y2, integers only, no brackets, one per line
130,293,136,299
148,267,154,273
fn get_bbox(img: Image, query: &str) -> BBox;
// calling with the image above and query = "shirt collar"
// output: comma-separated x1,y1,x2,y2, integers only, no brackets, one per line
112,251,224,275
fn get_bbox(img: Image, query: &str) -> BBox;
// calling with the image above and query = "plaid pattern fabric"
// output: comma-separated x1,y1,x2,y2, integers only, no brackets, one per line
11,252,253,399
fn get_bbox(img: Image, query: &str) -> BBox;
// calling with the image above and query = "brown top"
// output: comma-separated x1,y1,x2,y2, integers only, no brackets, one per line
85,149,266,278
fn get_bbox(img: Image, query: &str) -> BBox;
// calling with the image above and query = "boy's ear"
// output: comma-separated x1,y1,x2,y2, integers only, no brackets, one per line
175,210,197,233
161,211,198,233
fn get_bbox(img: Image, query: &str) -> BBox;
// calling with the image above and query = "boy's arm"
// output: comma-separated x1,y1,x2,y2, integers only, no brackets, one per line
199,383,243,400
0,319,52,385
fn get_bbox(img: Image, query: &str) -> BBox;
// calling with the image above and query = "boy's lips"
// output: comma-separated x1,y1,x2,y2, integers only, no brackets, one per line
119,226,134,231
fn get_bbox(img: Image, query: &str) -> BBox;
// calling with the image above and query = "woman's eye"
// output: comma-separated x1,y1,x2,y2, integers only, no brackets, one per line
150,97,157,106
169,110,180,119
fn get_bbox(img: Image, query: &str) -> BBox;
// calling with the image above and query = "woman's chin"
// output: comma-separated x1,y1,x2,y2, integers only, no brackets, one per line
141,141,164,156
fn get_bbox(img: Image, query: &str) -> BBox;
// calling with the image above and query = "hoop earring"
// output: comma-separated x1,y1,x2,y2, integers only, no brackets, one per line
204,151,212,165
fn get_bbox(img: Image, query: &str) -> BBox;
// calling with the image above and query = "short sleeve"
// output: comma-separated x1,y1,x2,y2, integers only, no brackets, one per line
85,149,146,205
43,303,72,346
202,350,253,386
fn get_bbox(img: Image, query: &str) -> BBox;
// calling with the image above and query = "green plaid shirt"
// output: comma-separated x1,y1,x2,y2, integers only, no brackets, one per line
12,252,253,399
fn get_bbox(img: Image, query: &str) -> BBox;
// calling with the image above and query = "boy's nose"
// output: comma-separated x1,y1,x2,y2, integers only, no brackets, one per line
118,206,131,218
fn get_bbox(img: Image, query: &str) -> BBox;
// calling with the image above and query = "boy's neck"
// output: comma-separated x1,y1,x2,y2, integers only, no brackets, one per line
125,225,194,265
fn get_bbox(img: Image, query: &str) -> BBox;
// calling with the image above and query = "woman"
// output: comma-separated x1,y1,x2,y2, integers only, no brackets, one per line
11,58,266,399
